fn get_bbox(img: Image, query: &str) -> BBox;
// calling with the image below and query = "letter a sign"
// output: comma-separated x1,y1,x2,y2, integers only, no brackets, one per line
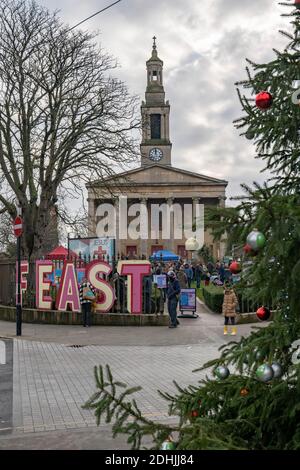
13,216,23,238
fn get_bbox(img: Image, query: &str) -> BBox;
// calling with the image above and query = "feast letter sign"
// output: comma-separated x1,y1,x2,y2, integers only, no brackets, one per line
56,262,80,312
16,261,29,305
36,260,53,310
117,260,151,314
86,260,115,313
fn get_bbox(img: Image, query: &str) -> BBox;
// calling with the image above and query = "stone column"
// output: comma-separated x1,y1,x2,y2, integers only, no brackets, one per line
114,198,120,257
87,197,96,236
218,196,227,259
192,197,200,230
166,109,170,141
167,197,175,253
140,198,148,258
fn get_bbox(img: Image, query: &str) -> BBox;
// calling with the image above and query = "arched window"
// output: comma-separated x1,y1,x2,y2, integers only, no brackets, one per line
152,70,158,81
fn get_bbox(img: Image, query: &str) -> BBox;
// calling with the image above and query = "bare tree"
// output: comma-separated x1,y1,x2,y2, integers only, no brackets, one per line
0,212,16,256
0,0,139,262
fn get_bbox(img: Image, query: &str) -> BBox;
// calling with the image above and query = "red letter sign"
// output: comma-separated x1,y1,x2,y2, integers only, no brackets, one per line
117,261,151,314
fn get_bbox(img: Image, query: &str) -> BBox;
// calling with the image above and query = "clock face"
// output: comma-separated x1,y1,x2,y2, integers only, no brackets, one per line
149,148,163,162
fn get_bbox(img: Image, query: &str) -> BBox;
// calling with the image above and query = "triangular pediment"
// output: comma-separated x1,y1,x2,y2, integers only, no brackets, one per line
88,164,227,188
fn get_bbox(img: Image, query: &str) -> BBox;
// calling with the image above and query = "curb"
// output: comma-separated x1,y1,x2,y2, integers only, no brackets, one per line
196,297,272,324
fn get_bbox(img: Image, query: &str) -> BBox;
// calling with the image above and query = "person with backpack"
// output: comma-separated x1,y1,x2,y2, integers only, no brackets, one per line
79,277,96,327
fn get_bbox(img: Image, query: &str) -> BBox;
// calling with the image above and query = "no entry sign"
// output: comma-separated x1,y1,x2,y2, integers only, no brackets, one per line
13,216,23,237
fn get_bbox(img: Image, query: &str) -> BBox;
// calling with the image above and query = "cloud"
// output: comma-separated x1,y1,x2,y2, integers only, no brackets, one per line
39,0,290,205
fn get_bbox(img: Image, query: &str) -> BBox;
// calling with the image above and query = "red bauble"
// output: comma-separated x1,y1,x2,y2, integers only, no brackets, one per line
295,0,300,10
243,244,252,254
229,261,241,274
243,244,258,257
191,410,199,418
256,306,271,322
256,91,273,110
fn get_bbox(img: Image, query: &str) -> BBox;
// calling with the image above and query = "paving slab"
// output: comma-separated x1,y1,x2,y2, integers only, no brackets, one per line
0,300,265,449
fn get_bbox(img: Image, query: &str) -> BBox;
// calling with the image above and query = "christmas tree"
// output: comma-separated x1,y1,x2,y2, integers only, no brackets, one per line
83,2,300,450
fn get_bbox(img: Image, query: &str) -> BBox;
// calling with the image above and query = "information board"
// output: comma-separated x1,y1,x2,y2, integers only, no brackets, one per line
179,288,197,312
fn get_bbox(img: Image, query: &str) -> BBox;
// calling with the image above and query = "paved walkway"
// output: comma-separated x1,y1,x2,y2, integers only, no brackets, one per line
0,301,260,449
0,301,242,346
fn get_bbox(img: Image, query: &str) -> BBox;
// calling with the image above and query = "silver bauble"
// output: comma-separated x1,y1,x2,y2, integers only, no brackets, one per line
246,229,266,251
256,364,274,383
271,362,283,379
214,365,230,380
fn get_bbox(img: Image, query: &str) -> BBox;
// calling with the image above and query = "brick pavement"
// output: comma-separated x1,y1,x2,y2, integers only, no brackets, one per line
11,340,217,434
0,301,262,448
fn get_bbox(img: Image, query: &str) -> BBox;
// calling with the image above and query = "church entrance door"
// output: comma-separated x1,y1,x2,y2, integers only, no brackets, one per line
151,245,163,255
178,245,187,258
126,246,137,257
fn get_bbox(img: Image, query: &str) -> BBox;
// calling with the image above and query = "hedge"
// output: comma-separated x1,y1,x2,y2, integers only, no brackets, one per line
202,285,224,313
202,285,263,314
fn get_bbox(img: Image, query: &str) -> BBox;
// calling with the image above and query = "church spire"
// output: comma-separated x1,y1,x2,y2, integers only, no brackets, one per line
151,36,158,59
152,35,157,50
140,38,172,167
148,35,162,64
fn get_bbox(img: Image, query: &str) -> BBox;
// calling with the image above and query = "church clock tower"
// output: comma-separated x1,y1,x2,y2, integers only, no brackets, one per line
140,37,172,167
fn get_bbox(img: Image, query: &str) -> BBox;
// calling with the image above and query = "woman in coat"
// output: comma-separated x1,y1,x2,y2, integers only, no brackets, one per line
222,283,238,336
177,266,188,289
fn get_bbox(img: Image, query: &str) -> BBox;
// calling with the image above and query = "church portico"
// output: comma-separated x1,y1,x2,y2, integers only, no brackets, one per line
87,38,227,261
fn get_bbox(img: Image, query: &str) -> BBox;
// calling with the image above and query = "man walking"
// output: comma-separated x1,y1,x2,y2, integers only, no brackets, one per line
166,271,181,328
79,277,96,327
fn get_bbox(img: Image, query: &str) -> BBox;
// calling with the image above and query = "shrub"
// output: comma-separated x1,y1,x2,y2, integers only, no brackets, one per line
202,284,265,314
202,285,224,313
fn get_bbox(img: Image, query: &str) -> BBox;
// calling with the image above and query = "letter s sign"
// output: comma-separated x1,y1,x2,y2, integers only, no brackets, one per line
0,340,6,365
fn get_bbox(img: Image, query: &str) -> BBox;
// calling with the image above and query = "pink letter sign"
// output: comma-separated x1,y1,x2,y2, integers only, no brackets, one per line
56,262,80,312
36,260,53,310
86,260,115,313
16,261,29,306
117,260,151,314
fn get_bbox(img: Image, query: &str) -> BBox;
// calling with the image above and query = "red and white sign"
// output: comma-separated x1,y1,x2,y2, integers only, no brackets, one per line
13,216,23,237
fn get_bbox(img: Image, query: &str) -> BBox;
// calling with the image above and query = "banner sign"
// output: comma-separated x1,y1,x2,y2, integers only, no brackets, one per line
179,288,196,311
155,275,167,289
68,237,115,260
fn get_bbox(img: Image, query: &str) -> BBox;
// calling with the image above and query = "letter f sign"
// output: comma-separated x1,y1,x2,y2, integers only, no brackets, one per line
0,340,6,365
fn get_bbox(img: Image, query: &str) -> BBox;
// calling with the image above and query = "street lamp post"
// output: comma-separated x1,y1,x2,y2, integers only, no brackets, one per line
15,202,23,336
185,237,200,263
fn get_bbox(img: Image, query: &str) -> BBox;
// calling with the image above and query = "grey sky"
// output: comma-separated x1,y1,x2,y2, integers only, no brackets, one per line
40,0,289,203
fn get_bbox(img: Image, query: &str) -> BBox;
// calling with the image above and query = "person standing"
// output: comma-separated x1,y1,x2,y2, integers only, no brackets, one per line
79,277,96,327
177,265,188,289
195,263,203,289
222,282,238,336
219,263,226,284
207,261,214,275
166,271,181,328
184,264,193,288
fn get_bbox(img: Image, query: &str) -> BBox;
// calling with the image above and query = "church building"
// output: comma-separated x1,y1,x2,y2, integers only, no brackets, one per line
87,38,227,260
